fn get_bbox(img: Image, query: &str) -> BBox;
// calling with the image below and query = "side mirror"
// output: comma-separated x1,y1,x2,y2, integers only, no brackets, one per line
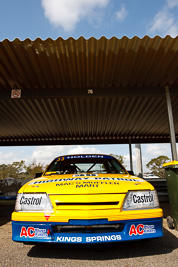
34,172,43,179
127,170,134,176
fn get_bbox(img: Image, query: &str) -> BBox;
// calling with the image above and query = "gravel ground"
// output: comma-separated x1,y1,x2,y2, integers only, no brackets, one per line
0,218,177,267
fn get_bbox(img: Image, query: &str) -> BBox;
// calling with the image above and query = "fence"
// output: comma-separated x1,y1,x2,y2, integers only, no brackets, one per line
0,179,31,199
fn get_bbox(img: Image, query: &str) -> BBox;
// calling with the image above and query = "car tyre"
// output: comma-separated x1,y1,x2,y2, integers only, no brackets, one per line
167,216,174,229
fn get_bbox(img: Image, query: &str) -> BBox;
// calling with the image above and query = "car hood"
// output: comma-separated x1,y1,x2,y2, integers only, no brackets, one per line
20,173,154,194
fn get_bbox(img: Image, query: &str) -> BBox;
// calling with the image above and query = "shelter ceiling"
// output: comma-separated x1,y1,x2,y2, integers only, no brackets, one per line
0,36,178,145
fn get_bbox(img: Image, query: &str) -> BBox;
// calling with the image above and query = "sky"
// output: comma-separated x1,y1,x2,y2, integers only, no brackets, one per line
1,0,178,40
0,0,178,173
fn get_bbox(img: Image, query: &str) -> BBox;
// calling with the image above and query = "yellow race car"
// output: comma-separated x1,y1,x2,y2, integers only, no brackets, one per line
12,154,163,244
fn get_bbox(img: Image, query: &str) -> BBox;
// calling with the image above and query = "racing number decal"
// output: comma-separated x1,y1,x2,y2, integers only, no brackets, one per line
57,157,64,162
129,224,144,236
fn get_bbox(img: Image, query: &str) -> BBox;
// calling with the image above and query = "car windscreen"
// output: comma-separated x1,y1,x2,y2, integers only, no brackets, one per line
44,156,127,175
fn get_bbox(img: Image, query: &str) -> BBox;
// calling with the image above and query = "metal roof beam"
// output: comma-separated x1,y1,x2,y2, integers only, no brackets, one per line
0,86,178,100
0,136,175,146
165,86,178,161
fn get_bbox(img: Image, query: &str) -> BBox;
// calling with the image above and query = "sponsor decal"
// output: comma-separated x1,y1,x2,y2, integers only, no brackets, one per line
20,226,35,238
20,227,48,238
129,224,156,236
143,225,156,234
56,155,109,162
60,155,107,160
75,181,120,188
73,173,98,177
20,196,42,206
132,193,154,204
56,234,122,243
56,182,74,186
30,177,144,185
56,181,120,188
86,234,122,242
57,236,82,242
76,183,98,188
129,224,144,236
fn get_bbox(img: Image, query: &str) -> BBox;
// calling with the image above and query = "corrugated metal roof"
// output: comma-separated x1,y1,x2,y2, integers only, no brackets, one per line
0,36,178,145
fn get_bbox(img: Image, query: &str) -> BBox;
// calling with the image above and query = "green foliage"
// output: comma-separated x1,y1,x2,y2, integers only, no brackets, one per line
0,160,26,179
25,160,46,178
146,155,170,178
0,160,46,179
110,154,127,168
0,164,8,179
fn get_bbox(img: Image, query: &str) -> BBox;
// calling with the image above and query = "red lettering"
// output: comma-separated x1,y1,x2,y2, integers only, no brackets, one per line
129,224,145,236
27,227,35,237
20,226,35,238
129,225,137,236
137,224,144,235
20,226,27,237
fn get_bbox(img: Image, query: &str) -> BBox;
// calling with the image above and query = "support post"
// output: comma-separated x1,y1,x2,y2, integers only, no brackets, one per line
135,144,143,178
165,86,178,161
129,138,133,171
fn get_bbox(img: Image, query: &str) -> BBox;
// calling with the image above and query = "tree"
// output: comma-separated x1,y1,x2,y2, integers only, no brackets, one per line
146,156,170,178
25,160,45,178
0,164,8,179
9,161,26,178
110,154,127,168
0,160,47,179
0,161,26,179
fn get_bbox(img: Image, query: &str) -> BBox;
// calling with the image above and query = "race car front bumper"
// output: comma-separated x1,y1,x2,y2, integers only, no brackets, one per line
12,217,163,244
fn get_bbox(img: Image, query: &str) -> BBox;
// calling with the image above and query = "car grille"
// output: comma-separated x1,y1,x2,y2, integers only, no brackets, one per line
56,202,119,206
49,194,125,210
52,224,124,233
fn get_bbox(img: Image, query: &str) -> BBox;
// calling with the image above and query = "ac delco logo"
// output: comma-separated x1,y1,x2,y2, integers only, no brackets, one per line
20,226,48,238
129,224,144,236
129,224,156,236
20,226,35,238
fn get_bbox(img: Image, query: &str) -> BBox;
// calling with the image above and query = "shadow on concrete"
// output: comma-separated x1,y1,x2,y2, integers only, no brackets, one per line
27,227,178,260
0,201,15,226
160,201,171,218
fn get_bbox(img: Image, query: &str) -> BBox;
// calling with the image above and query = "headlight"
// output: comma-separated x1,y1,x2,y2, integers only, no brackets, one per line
15,193,53,211
123,190,159,210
